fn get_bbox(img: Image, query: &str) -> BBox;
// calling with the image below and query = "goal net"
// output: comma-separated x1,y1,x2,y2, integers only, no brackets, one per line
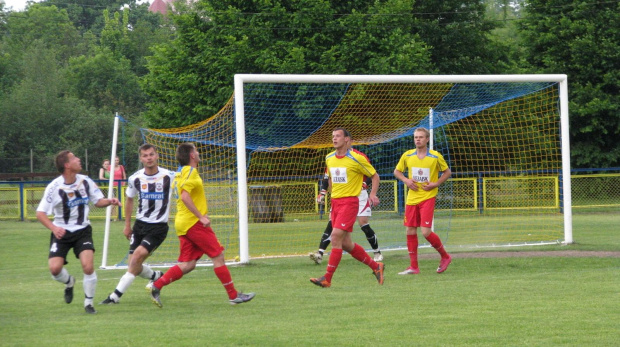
105,75,572,267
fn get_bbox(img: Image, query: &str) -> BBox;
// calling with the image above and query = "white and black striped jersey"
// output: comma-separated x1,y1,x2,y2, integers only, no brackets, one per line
37,174,105,232
126,168,175,223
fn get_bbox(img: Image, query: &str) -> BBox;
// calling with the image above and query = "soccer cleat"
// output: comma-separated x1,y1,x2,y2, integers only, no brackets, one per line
145,281,154,291
373,263,385,285
437,255,452,273
150,286,163,308
99,296,119,305
64,275,75,304
398,267,420,275
229,292,256,305
310,276,331,288
84,304,97,314
373,252,383,262
309,252,323,265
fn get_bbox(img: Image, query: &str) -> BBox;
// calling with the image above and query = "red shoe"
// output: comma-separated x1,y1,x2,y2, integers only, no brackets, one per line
437,255,452,273
310,276,331,288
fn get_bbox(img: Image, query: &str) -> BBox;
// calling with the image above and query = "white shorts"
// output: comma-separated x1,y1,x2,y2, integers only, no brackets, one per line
357,190,372,217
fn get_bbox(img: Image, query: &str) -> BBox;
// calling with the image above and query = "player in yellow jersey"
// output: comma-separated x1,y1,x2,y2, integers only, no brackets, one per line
310,128,385,288
394,127,452,275
150,143,255,307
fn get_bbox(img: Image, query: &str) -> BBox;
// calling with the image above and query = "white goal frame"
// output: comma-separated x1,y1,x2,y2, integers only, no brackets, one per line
233,74,572,264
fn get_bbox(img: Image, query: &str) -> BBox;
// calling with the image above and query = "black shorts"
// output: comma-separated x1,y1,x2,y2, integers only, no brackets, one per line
129,220,169,254
49,225,95,264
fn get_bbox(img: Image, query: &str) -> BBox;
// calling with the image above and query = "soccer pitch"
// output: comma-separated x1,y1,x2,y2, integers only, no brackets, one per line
0,213,618,346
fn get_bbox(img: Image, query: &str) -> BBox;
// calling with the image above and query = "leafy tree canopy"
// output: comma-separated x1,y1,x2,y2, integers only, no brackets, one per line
520,0,620,167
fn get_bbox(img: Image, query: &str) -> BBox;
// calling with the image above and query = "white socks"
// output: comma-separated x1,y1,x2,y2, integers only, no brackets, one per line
52,268,71,284
83,272,97,306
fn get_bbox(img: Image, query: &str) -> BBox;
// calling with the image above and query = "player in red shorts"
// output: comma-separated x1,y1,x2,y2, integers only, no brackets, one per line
150,143,255,307
310,128,384,288
394,127,452,274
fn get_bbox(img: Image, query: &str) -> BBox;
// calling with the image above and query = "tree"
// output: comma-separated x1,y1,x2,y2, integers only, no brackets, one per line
0,42,127,174
410,0,505,74
519,0,620,168
142,0,434,128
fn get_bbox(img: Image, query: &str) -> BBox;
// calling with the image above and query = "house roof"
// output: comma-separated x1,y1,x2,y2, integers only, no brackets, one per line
148,0,172,15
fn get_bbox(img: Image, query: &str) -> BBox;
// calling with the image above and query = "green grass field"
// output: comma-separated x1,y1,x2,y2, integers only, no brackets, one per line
1,213,618,346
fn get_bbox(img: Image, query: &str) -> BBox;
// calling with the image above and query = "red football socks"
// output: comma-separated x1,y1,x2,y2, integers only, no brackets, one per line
349,243,378,269
407,234,419,269
324,248,343,282
214,265,237,300
153,265,183,289
425,232,449,258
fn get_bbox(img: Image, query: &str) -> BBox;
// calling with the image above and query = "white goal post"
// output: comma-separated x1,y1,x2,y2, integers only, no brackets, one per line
233,74,572,264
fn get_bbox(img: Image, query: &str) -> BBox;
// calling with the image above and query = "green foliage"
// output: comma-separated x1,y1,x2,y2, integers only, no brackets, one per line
141,0,435,127
44,0,128,33
411,0,504,74
2,4,83,62
67,49,146,115
519,0,620,168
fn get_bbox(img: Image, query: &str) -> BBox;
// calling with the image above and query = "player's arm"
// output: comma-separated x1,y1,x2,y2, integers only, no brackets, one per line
394,168,418,191
316,171,329,204
36,211,66,239
94,197,121,208
368,173,380,207
422,167,452,191
180,190,210,227
123,196,134,240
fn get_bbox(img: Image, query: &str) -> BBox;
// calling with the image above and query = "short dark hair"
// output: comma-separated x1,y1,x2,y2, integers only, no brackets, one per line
139,143,157,154
176,143,195,166
55,150,72,173
333,128,351,138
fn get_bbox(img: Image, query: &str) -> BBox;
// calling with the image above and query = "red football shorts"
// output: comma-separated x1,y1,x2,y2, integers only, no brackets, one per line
177,221,225,262
330,196,358,232
403,197,436,228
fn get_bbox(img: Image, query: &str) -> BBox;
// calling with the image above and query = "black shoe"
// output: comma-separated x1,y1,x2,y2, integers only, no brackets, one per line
85,304,97,314
64,276,75,304
99,296,119,305
151,286,163,308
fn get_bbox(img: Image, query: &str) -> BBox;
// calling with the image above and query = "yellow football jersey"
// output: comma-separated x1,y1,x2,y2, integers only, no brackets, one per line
326,149,377,199
395,149,449,205
173,166,208,236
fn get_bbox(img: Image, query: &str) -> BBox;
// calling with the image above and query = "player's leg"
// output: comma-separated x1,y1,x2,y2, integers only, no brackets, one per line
344,230,384,285
48,234,75,304
418,198,451,273
77,249,97,314
192,225,255,305
210,252,255,305
310,220,332,264
149,258,195,308
101,246,157,304
357,216,382,261
357,190,382,261
399,205,421,275
133,223,168,283
150,230,199,308
73,226,97,313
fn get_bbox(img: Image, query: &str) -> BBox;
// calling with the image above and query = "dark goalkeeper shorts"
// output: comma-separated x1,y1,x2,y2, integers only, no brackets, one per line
48,225,95,264
129,220,169,254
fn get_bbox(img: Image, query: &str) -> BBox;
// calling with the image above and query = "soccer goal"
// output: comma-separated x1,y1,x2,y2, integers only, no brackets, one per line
104,74,572,268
